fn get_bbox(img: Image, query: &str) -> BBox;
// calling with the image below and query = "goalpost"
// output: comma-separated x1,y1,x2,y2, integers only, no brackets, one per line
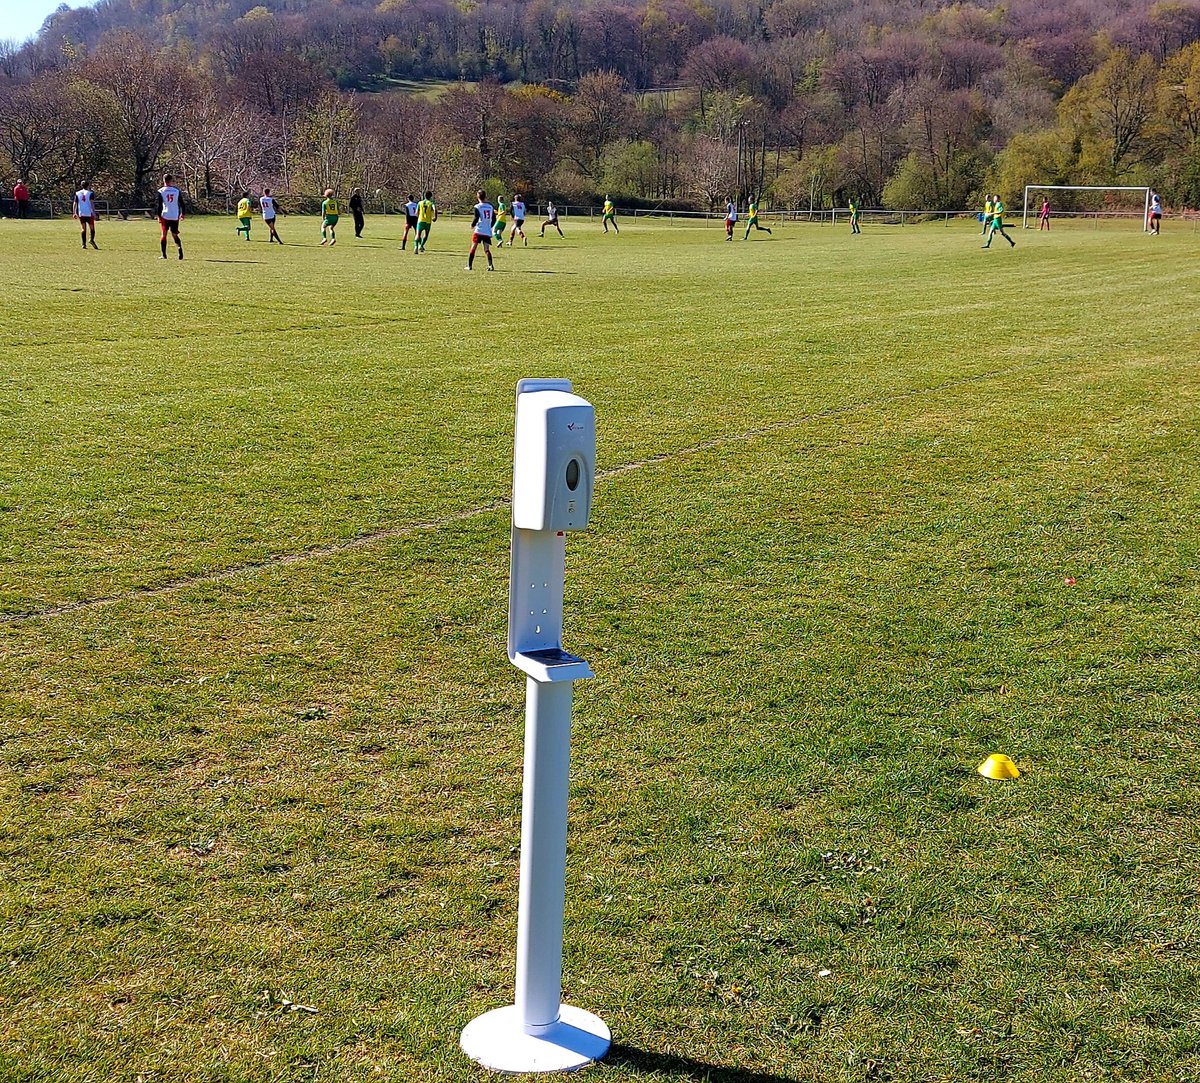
1022,185,1152,230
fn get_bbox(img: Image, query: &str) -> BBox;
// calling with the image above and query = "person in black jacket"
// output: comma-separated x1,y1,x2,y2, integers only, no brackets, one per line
349,187,365,237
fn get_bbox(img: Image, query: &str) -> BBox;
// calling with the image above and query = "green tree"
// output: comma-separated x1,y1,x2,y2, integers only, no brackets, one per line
601,139,657,197
986,127,1077,206
288,91,365,196
775,144,841,213
1060,49,1159,177
1156,41,1200,204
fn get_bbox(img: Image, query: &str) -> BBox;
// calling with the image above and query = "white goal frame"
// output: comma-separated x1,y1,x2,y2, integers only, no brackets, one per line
1022,185,1152,230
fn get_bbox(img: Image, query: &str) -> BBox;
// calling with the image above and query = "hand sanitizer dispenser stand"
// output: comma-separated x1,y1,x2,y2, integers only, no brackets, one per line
460,379,611,1073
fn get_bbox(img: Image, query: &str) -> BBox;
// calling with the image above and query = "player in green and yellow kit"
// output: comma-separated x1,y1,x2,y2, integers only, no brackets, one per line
849,199,860,235
493,200,509,247
743,198,772,239
414,190,437,253
982,195,1016,249
602,196,618,233
235,193,252,240
320,189,339,245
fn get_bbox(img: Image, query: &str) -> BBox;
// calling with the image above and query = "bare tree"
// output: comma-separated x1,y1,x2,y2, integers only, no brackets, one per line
567,70,635,179
0,75,126,196
681,36,755,120
86,32,193,204
177,88,242,198
687,135,737,208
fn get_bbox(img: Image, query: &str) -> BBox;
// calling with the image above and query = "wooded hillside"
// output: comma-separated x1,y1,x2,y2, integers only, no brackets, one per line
3,0,1199,211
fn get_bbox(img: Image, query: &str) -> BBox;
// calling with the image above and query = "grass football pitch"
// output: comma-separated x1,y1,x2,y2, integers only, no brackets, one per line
1,212,1198,1082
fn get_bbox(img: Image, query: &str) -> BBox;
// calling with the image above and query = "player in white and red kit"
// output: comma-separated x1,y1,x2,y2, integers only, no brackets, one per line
260,188,282,244
73,184,98,249
466,189,495,271
508,195,528,246
157,174,184,260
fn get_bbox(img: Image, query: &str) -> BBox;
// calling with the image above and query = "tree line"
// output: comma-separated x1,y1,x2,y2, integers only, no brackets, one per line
2,0,1199,213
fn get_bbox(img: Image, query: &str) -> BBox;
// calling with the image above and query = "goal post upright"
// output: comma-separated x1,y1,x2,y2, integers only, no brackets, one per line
1021,184,1151,228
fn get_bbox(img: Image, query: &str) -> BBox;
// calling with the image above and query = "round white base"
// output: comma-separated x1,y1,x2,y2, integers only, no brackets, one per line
461,1004,611,1073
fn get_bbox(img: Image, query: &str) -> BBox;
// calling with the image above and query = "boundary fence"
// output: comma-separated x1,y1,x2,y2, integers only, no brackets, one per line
8,200,1196,229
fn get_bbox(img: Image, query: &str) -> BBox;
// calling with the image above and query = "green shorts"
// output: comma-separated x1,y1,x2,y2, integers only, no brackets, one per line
417,223,431,236
238,217,251,229
323,214,339,227
603,213,616,221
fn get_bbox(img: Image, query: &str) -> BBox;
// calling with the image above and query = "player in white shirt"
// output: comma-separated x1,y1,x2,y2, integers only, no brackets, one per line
72,183,98,249
260,187,282,244
401,195,419,249
724,198,737,240
156,173,184,260
1148,192,1162,235
466,189,496,271
540,201,563,238
508,195,528,246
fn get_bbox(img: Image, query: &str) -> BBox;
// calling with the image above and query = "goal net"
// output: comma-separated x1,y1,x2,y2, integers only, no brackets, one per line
1022,185,1152,230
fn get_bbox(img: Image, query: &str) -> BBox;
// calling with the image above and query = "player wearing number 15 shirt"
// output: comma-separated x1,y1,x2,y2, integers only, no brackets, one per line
157,174,184,260
466,190,495,271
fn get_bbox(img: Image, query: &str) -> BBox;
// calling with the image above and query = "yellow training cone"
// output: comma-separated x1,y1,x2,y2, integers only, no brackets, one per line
978,754,1020,780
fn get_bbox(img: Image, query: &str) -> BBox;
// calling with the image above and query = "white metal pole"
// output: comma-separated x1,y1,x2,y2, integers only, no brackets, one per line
514,677,572,1030
460,379,609,1075
1023,185,1030,230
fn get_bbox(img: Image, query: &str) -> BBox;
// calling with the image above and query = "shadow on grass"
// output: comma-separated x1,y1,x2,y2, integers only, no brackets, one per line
606,1043,800,1082
420,247,579,258
204,259,264,264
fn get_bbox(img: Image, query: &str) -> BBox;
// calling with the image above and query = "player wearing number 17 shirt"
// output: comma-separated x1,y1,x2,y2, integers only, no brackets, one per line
466,189,495,271
157,174,184,260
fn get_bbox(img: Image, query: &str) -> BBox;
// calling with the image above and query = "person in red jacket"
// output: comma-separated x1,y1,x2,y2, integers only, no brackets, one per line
13,179,30,218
